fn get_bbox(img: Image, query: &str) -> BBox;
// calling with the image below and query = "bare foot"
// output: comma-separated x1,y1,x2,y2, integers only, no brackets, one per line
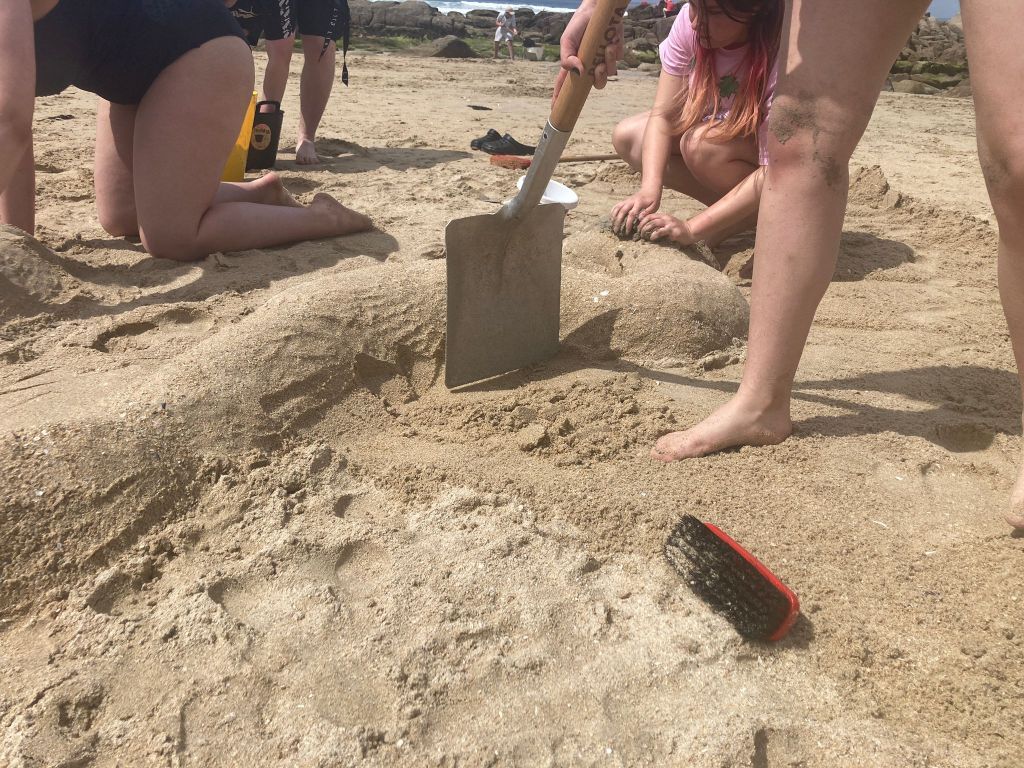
295,138,322,165
1006,464,1024,530
254,172,301,208
311,193,372,235
651,396,792,462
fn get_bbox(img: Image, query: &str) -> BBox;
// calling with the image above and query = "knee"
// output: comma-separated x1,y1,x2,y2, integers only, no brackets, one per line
766,93,860,190
97,205,138,238
139,227,204,262
980,139,1024,214
265,39,295,64
611,119,640,163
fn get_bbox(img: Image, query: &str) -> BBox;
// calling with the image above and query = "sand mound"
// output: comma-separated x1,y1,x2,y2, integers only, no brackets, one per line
562,231,748,363
3,59,1021,768
0,225,81,323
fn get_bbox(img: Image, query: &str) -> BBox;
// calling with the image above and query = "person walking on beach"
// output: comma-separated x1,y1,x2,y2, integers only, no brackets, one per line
231,0,351,164
561,0,1024,532
609,0,783,250
494,7,518,61
1,0,370,262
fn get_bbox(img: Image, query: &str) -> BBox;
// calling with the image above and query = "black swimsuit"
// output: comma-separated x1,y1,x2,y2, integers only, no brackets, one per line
34,0,246,105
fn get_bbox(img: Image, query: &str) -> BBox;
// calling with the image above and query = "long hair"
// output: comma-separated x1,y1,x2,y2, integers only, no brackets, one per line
672,0,784,143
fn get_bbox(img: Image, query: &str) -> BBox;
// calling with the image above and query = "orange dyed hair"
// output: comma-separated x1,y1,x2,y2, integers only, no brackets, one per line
673,0,784,143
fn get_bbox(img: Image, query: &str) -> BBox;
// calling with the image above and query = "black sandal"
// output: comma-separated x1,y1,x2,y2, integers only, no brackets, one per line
470,128,502,150
480,133,535,156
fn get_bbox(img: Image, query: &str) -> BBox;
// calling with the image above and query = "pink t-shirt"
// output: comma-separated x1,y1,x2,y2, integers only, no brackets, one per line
658,3,779,165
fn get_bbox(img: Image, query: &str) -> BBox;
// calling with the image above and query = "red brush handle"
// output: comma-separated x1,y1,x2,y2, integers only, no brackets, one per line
704,522,800,641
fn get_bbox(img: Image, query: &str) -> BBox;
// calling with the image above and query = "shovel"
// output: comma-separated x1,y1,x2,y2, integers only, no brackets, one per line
444,0,628,388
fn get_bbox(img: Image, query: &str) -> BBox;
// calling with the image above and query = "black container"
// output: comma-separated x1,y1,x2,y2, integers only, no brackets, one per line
246,101,283,170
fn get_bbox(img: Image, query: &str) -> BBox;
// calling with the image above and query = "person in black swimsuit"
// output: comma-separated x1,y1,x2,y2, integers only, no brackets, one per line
1,0,369,261
230,0,351,165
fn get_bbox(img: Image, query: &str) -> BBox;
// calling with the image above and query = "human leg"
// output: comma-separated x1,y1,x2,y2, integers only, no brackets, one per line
611,111,719,206
651,0,930,461
131,37,368,261
680,122,759,196
95,101,139,237
961,0,1024,529
295,34,335,165
263,36,296,103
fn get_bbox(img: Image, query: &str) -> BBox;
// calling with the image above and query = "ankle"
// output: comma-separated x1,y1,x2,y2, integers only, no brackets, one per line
733,383,792,420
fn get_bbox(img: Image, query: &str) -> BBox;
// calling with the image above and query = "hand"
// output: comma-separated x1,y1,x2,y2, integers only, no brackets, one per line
639,212,695,245
553,0,624,102
611,189,661,238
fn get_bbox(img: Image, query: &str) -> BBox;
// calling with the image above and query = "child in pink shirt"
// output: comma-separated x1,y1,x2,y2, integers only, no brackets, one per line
611,0,783,250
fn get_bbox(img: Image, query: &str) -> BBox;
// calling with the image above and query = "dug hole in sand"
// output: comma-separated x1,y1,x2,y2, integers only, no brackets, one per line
2,57,1022,767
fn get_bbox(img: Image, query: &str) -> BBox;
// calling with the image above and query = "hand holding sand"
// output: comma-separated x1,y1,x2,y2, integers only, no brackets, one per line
639,211,695,245
611,189,660,238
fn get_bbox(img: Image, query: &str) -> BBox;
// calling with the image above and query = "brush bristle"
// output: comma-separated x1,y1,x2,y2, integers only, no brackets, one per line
489,155,531,170
665,515,793,641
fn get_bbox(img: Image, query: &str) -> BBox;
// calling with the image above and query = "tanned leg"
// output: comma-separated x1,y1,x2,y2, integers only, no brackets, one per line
651,0,930,462
962,0,1024,530
295,34,335,165
126,37,368,261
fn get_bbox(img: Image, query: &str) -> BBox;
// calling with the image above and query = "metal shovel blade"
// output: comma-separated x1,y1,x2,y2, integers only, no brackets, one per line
444,202,565,388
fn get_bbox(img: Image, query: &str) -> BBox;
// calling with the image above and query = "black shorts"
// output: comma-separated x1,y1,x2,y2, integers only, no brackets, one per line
34,0,246,105
232,0,350,43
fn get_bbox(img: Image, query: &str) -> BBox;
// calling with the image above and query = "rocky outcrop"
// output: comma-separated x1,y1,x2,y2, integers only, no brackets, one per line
889,15,969,96
349,0,469,39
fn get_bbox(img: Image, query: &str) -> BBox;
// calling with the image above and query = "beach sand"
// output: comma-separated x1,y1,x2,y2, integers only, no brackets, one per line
1,52,1022,767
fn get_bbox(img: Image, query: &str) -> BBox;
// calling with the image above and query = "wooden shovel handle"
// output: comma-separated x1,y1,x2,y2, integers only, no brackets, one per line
550,0,630,133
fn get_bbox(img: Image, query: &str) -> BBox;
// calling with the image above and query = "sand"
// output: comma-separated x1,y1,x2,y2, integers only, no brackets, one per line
1,53,1022,767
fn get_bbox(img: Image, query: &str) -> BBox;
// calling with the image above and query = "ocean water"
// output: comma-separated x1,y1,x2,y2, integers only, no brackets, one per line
430,0,591,16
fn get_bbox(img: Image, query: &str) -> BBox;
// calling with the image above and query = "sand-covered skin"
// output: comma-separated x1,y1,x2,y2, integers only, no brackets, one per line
1,54,1022,767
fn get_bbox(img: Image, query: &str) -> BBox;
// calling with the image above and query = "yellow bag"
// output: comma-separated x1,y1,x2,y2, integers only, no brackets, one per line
221,91,258,182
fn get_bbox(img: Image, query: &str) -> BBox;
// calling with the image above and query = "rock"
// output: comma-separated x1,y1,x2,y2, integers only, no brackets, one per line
892,79,939,95
409,35,477,58
653,17,675,43
945,79,972,98
909,72,962,90
349,0,468,39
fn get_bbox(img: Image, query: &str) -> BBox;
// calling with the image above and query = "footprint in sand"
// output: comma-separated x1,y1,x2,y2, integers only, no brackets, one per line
90,307,214,355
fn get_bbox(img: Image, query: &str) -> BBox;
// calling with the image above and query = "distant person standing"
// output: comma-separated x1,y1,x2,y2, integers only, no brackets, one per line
230,0,351,165
494,7,517,60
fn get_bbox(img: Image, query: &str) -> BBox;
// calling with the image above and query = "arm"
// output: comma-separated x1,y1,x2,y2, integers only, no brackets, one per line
641,165,766,247
638,71,686,200
0,1,37,233
610,71,686,235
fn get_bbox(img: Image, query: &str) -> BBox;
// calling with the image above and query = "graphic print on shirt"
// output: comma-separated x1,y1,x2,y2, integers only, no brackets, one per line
719,74,739,98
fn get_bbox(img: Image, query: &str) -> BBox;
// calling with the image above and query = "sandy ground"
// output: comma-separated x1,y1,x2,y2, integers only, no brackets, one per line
1,51,1022,767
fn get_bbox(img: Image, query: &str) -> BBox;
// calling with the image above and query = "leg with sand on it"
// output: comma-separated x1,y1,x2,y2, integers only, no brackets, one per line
962,0,1024,530
295,34,336,165
650,0,929,461
121,36,367,261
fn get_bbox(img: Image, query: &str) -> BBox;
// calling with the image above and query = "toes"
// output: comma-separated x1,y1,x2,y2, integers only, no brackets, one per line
1005,509,1024,530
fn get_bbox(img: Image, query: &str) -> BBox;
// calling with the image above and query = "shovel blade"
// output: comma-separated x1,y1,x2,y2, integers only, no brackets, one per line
445,203,565,388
